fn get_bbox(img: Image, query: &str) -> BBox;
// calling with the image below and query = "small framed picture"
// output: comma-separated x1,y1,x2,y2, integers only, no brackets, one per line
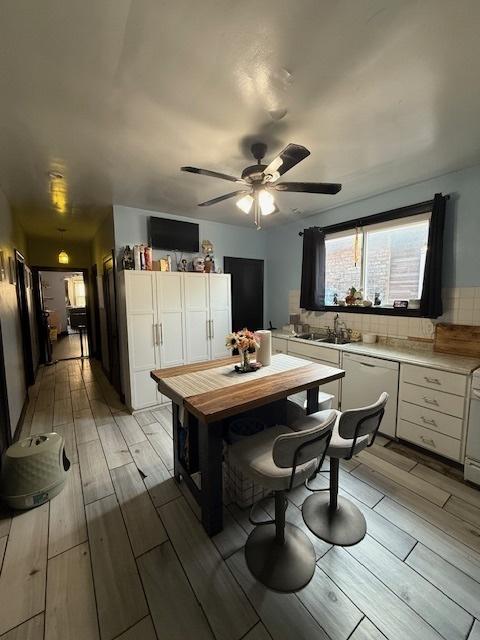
8,256,16,285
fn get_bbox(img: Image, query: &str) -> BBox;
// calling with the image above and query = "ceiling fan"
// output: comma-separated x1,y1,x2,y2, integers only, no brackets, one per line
181,142,342,228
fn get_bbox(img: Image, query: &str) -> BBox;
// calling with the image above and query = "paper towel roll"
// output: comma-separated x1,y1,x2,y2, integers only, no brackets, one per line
255,330,272,366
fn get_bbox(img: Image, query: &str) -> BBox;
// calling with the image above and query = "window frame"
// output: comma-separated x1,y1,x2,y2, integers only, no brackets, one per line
322,200,434,317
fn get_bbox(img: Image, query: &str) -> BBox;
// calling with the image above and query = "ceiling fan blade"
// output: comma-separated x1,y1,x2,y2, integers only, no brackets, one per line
181,166,245,183
198,190,250,207
263,144,311,179
273,181,342,195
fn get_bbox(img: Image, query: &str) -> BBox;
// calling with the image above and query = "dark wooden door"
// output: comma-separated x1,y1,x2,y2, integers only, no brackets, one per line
15,250,35,385
91,264,102,360
103,252,121,395
0,318,12,452
224,257,264,331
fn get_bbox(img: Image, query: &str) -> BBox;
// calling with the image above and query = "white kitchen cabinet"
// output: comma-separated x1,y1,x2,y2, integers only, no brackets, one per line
341,353,399,438
183,273,210,363
397,363,468,462
119,271,231,410
272,337,288,354
122,271,161,410
156,272,185,368
208,273,232,359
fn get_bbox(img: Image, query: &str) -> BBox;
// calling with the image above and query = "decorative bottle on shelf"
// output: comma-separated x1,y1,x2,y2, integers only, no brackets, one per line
144,246,153,271
122,246,134,270
133,245,141,270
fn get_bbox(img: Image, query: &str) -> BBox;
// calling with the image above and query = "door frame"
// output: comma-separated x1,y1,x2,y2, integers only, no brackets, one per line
31,265,93,363
14,250,35,385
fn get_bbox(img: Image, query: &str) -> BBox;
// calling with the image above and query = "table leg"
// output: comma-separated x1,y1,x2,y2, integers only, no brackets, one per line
306,386,320,414
199,420,223,536
172,403,182,482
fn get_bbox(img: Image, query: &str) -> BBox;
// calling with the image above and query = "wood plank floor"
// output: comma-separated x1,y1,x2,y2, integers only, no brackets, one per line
1,358,480,639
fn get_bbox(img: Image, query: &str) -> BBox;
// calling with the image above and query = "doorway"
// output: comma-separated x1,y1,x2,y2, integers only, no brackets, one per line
224,257,264,331
35,268,91,362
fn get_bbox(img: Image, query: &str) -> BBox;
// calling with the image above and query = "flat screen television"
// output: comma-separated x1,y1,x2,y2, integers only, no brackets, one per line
149,217,199,253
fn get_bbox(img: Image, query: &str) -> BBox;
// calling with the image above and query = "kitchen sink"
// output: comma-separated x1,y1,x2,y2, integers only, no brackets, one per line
294,333,350,345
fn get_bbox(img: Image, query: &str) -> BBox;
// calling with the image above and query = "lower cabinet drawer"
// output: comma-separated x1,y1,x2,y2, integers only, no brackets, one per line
287,340,340,365
400,382,465,418
272,337,288,354
399,401,463,440
401,363,467,397
397,419,462,461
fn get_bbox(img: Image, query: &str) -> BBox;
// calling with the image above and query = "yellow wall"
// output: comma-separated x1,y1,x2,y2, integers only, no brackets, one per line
27,235,92,269
0,189,28,436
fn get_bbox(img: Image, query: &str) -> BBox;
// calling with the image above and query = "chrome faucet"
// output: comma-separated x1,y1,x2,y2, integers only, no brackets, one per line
331,313,349,344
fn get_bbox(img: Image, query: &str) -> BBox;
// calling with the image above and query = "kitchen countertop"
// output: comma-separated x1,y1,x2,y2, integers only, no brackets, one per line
273,333,480,375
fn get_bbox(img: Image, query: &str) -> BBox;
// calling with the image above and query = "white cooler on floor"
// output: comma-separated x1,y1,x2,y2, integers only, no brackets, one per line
0,433,70,509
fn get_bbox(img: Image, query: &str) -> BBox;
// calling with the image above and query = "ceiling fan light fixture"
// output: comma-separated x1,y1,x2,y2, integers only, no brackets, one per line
236,194,254,214
258,189,275,216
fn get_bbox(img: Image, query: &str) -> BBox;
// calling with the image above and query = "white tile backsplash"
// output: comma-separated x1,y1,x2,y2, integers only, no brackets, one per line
286,287,480,338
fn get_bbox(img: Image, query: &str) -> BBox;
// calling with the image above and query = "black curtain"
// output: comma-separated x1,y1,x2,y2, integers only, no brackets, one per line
300,227,326,311
420,193,447,318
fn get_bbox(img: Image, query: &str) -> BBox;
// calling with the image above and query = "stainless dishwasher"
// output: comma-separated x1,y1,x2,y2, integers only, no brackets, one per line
341,352,399,438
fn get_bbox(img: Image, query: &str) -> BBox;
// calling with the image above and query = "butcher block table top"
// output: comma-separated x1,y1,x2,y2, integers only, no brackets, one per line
151,353,345,423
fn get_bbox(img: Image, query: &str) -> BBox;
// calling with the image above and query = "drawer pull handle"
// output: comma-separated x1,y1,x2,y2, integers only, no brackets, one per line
420,435,436,447
421,416,437,426
423,397,439,406
424,376,441,385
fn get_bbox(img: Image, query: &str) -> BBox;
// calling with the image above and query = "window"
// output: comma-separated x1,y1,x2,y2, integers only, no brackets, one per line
325,212,431,308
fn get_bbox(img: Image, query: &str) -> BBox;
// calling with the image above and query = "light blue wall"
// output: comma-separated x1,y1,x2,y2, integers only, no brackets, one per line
113,204,268,323
266,164,480,327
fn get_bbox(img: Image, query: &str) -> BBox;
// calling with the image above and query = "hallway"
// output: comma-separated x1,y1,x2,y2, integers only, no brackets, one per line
51,331,89,361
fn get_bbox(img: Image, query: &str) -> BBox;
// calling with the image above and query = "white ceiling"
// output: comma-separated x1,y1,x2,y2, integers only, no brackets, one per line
1,0,480,239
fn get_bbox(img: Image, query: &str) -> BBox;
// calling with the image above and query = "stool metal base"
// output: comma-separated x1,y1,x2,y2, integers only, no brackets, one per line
302,494,366,546
245,522,316,592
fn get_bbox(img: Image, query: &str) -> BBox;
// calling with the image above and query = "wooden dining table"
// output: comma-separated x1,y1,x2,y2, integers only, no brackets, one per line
151,353,345,536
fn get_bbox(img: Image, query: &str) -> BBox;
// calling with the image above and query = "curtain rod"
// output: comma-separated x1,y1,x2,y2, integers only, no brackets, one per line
298,195,449,236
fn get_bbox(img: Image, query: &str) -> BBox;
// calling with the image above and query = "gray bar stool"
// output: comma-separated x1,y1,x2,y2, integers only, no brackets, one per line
228,411,336,592
289,392,388,546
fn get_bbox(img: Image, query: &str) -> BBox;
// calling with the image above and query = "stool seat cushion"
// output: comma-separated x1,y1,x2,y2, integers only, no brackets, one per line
288,410,370,459
228,425,318,491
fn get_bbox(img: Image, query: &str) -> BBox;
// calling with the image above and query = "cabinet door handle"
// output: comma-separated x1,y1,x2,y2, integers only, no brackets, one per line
206,320,210,340
420,435,436,447
421,415,437,427
158,323,163,345
360,362,376,368
423,396,439,406
210,319,214,339
424,376,441,385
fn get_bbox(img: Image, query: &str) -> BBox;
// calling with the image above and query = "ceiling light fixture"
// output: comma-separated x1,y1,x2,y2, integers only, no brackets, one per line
258,189,275,216
57,228,69,265
236,194,254,214
235,189,277,228
49,171,68,214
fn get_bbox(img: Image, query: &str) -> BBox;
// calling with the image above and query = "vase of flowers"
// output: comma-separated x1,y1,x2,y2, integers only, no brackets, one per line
225,328,261,373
